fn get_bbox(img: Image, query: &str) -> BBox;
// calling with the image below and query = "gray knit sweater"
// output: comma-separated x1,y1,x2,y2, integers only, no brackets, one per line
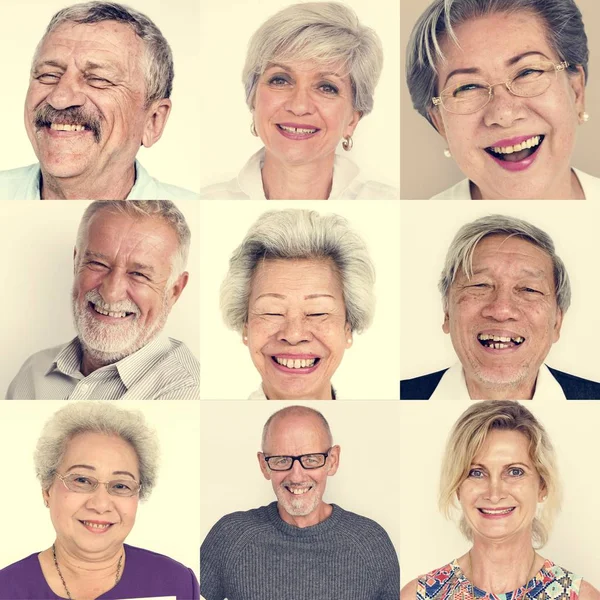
200,501,399,600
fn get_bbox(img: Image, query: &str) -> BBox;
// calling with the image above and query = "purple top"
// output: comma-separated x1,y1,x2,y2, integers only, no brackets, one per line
0,544,199,599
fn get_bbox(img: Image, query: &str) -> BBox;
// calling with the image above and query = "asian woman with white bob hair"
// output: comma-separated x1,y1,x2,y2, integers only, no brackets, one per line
220,208,375,399
201,2,398,200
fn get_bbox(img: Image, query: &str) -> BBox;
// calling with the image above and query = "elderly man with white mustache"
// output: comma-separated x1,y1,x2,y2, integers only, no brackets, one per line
6,200,199,399
200,405,400,600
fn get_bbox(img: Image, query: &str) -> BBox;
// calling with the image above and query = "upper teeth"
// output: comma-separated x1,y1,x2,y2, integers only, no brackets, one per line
276,357,316,369
491,135,541,154
288,487,311,495
83,521,110,529
478,334,524,343
480,508,514,515
279,125,317,134
50,123,86,132
93,304,129,318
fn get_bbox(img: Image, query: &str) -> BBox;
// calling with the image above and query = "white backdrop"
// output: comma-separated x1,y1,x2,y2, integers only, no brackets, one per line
1,0,201,194
0,400,200,579
399,400,600,588
199,200,401,400
198,0,400,190
400,201,600,385
200,400,401,563
0,201,200,398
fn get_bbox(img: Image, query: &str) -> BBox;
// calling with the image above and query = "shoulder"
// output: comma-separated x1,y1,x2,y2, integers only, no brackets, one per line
332,506,396,552
0,164,40,200
430,179,471,200
400,369,449,399
547,367,600,399
125,544,193,574
579,580,600,600
206,505,273,534
130,162,199,200
573,168,600,199
199,178,248,199
0,552,39,578
0,553,45,598
401,578,418,600
343,179,400,199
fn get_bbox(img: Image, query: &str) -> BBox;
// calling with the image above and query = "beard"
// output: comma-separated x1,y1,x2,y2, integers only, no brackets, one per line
275,480,323,517
72,288,170,366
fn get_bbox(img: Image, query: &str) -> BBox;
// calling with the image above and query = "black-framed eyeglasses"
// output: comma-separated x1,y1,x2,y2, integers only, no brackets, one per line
263,448,332,471
57,473,142,497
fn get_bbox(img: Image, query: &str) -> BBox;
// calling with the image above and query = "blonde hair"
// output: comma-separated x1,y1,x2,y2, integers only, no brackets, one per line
439,401,560,547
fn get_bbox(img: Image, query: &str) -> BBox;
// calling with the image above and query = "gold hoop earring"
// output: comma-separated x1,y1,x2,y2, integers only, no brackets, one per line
342,136,353,151
443,148,452,158
250,121,258,137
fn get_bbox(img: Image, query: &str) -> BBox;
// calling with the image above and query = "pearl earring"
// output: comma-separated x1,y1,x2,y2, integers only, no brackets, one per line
580,111,590,123
243,336,248,341
443,148,452,158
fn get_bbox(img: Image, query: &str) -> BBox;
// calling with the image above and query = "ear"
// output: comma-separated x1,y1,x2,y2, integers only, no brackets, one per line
538,478,547,502
326,445,341,477
242,324,249,346
166,271,189,308
142,98,172,148
42,487,50,507
344,323,352,349
73,246,78,274
344,110,361,138
552,308,563,343
442,311,450,334
568,65,586,119
257,452,271,481
428,106,447,140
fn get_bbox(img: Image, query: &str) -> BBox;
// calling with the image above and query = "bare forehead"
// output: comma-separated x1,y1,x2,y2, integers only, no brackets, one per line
264,413,330,451
474,428,532,463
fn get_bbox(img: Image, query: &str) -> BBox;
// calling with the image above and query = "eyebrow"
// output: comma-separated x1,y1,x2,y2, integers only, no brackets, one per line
33,59,67,73
471,461,531,469
469,267,546,279
65,464,137,479
443,51,552,87
83,251,155,273
264,63,343,79
255,293,337,300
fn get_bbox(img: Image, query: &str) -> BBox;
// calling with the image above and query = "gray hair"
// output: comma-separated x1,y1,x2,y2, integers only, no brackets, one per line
439,214,571,314
243,2,383,116
37,2,174,106
261,405,333,452
439,400,561,547
406,0,589,127
221,209,376,333
75,200,191,287
34,402,159,501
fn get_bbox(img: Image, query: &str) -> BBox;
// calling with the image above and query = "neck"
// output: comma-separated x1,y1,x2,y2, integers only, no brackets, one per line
40,162,136,200
262,382,333,400
52,540,124,581
462,536,542,594
81,350,118,376
465,374,537,400
261,151,335,199
278,501,333,528
471,168,584,200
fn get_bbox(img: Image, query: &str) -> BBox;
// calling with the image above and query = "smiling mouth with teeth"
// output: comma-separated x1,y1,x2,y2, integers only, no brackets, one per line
81,520,113,529
478,507,515,515
485,135,544,162
477,334,525,349
285,485,312,495
90,302,135,319
277,124,319,134
50,123,88,132
273,357,319,369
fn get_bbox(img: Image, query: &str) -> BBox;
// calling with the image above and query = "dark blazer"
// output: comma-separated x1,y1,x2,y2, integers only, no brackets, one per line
400,366,600,400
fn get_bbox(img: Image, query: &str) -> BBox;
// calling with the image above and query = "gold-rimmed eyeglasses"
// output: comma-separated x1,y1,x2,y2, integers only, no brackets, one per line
432,60,569,115
57,473,142,497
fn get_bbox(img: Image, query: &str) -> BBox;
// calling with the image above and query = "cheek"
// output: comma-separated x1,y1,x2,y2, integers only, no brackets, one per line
247,319,279,347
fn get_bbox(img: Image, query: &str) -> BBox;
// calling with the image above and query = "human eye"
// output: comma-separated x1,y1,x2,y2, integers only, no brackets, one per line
110,480,135,493
452,82,486,97
87,76,113,88
515,66,545,80
468,468,485,478
303,454,321,465
269,456,290,468
520,286,543,295
87,260,109,269
130,271,150,280
318,82,339,95
268,74,290,87
36,72,60,84
507,467,525,477
307,312,328,317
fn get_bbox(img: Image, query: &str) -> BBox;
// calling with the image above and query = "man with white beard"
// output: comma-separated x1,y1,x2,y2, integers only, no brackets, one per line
6,200,199,399
200,406,400,600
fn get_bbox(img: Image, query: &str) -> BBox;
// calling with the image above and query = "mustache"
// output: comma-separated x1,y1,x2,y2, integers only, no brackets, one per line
34,105,102,143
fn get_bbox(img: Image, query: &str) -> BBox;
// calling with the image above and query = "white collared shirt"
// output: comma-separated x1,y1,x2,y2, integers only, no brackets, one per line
430,168,599,200
0,160,198,200
429,362,567,404
200,148,399,199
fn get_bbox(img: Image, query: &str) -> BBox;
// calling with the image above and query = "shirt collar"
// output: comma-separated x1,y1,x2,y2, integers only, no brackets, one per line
429,362,566,402
47,333,172,390
237,147,359,199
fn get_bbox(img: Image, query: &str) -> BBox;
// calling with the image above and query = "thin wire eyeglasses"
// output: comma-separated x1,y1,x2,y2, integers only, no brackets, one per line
57,473,142,497
263,448,332,471
432,61,569,115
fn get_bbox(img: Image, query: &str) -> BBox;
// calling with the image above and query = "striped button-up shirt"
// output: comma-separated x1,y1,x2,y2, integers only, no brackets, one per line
6,335,200,400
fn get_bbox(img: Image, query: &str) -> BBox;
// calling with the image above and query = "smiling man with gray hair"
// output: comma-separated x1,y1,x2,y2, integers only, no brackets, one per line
200,405,399,600
401,214,600,400
0,1,197,200
7,201,199,400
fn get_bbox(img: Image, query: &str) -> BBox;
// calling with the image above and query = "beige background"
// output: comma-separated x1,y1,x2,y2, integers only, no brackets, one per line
1,0,201,194
0,201,200,397
400,201,600,385
400,0,600,199
198,0,400,190
0,401,200,580
399,401,600,588
200,400,401,565
199,201,401,400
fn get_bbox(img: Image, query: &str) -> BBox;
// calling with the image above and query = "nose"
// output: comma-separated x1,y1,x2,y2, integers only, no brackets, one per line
98,269,128,304
85,484,114,512
480,286,520,322
284,82,315,116
288,458,307,480
483,475,507,503
45,71,86,111
482,84,526,128
277,314,312,345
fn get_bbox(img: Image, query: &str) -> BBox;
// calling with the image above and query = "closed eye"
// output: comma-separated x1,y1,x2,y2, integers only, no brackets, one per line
308,313,327,317
521,287,542,294
36,73,60,84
